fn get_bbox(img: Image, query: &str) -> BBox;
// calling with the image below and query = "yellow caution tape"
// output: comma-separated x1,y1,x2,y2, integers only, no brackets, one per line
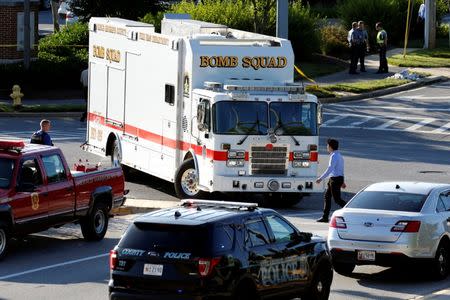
294,65,316,84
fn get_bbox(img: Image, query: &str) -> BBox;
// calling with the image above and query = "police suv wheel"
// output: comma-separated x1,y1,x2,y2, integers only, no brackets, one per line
174,159,205,199
81,203,109,241
0,223,10,260
303,263,332,300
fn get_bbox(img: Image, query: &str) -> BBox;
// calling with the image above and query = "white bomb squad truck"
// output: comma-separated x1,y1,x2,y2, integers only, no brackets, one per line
84,15,323,206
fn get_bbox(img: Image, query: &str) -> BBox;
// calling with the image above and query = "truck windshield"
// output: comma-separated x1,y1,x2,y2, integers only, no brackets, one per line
0,158,14,189
213,101,268,135
269,102,317,136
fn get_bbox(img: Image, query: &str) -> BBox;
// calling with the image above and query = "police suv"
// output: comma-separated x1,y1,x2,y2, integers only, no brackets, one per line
109,200,333,300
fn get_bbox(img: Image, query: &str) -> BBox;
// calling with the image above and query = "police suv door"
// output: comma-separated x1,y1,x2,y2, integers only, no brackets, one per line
263,214,310,293
244,217,284,297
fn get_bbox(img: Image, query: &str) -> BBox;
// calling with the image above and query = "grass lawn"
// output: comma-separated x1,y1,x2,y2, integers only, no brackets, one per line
295,61,347,81
389,47,450,67
323,78,410,94
0,103,85,112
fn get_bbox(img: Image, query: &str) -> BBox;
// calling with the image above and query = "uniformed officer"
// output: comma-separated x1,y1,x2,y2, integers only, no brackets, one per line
357,21,369,72
375,22,388,74
348,22,364,75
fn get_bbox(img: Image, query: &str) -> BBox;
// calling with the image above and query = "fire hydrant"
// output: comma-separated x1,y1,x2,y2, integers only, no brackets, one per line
10,85,24,107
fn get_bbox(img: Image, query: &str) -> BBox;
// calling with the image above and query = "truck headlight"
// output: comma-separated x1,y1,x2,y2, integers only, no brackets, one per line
293,151,310,160
228,150,245,159
227,159,245,167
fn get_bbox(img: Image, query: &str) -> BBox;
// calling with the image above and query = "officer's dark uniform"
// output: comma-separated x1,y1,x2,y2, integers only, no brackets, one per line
376,27,388,73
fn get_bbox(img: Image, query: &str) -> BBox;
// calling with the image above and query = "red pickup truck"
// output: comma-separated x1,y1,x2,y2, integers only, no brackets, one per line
0,141,125,260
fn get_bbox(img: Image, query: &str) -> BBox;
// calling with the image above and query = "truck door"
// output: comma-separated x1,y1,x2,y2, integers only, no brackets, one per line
41,153,76,224
12,156,48,229
106,66,126,130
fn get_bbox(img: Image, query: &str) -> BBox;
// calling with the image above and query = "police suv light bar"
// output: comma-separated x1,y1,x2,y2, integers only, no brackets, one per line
181,199,258,209
0,140,25,151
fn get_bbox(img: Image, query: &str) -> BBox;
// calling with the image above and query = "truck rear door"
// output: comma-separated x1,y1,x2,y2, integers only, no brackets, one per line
40,153,76,223
12,156,49,229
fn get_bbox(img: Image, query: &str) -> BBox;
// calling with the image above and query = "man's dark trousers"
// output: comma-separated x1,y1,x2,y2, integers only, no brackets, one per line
349,45,358,73
358,44,366,71
323,176,346,218
378,45,388,72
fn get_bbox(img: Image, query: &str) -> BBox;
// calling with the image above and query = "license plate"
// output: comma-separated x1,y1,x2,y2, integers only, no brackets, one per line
357,250,376,261
143,264,164,276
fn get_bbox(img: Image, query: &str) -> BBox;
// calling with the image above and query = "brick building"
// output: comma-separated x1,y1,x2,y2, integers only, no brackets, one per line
0,0,39,61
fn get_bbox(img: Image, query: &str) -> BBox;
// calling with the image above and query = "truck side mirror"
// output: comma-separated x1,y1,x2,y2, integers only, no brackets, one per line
197,102,209,131
317,103,323,126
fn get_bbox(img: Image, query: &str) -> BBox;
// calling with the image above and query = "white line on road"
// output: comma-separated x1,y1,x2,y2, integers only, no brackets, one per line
325,125,448,135
432,122,450,134
405,118,436,131
375,118,401,129
350,116,375,126
323,113,445,120
326,105,450,112
321,115,347,127
0,253,108,280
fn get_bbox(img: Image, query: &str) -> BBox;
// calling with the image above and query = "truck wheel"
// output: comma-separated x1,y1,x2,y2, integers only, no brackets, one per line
80,203,109,241
0,223,10,261
174,159,205,199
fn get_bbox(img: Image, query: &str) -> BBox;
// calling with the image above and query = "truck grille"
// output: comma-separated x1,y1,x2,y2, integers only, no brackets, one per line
250,146,288,175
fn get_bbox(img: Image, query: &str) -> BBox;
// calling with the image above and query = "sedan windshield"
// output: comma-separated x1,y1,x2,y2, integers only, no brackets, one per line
346,191,427,212
0,158,14,189
213,101,268,135
269,102,317,136
213,101,317,136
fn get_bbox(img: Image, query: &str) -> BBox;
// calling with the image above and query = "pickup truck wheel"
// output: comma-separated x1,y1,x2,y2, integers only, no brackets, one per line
0,223,10,260
174,159,206,199
81,203,109,241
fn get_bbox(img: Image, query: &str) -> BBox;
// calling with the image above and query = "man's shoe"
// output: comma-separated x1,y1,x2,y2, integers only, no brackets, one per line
316,217,329,223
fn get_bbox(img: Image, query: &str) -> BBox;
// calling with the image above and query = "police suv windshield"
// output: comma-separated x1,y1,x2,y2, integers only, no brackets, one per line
0,158,14,189
213,101,317,136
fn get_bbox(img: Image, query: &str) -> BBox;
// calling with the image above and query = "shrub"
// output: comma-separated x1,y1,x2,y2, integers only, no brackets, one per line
337,0,405,46
289,1,322,60
319,24,349,59
437,23,449,39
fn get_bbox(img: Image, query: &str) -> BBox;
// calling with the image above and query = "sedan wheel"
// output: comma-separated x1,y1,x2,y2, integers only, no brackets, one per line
432,243,450,280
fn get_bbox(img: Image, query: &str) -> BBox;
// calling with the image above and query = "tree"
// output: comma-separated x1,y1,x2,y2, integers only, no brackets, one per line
70,0,165,21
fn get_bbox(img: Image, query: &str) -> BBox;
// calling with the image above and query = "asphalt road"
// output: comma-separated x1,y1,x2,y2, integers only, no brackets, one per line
0,82,449,299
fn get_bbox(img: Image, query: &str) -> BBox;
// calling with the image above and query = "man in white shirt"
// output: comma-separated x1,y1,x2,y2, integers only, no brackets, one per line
316,139,347,222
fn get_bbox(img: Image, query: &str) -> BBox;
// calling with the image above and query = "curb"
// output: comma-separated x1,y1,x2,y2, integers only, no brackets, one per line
319,75,448,104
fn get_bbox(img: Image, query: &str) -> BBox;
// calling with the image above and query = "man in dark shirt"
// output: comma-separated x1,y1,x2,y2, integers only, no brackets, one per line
30,119,54,146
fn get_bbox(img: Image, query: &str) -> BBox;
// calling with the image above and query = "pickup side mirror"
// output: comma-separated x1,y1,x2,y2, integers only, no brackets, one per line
17,182,36,193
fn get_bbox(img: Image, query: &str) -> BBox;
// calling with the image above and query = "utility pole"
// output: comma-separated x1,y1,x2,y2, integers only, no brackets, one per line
23,0,31,70
276,0,288,39
424,0,436,49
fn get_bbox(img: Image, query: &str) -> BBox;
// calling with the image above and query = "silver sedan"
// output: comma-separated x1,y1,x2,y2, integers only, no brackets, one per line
327,181,450,279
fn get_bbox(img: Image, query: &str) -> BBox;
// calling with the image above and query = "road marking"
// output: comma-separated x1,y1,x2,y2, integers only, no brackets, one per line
431,122,450,134
350,116,375,126
398,95,450,100
324,125,449,135
326,105,450,112
321,115,347,127
405,118,436,131
375,118,401,129
0,253,108,280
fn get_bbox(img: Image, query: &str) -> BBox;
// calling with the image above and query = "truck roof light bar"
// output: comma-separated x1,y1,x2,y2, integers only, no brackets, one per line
181,199,258,210
224,85,304,94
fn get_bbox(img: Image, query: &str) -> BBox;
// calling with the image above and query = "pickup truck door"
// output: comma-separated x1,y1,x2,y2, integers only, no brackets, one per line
41,153,76,223
12,156,49,228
